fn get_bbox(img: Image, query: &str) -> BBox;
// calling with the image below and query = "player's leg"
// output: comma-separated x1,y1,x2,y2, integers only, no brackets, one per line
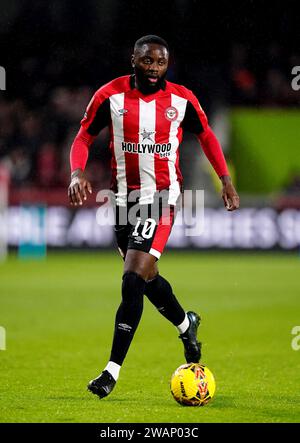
88,200,199,399
145,262,202,364
108,249,156,366
122,198,201,363
88,249,155,399
145,261,186,327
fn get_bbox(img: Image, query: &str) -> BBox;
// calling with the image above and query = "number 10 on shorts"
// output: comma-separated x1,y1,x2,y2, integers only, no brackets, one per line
132,218,156,239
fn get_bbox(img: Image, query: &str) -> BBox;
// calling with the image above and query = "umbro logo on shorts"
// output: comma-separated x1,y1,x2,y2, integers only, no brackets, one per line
133,235,144,244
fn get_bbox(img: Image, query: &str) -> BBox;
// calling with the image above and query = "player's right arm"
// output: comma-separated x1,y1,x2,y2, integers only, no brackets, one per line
68,126,95,206
68,91,111,206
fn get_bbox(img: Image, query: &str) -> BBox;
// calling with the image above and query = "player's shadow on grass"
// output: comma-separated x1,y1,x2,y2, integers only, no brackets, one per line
96,396,170,405
47,396,90,401
47,395,135,403
47,394,236,408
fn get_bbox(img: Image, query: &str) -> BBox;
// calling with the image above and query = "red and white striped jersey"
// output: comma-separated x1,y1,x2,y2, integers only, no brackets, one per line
80,74,208,205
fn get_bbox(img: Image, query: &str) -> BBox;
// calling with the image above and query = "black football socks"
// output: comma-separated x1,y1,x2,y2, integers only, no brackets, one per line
109,271,146,366
144,274,187,328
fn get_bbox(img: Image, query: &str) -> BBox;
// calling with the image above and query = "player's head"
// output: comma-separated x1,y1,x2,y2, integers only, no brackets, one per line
131,35,169,94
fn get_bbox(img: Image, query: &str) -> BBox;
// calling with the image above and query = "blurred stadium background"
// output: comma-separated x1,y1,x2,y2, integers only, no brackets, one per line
1,0,300,423
0,0,300,255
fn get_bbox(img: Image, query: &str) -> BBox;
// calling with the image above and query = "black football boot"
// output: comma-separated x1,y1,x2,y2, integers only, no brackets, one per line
87,370,116,399
178,311,202,363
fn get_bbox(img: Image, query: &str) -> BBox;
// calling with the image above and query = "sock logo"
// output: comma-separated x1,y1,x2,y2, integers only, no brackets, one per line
157,306,166,313
118,323,132,332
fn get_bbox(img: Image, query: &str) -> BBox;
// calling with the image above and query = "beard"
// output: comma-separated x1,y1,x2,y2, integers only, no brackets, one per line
133,66,167,94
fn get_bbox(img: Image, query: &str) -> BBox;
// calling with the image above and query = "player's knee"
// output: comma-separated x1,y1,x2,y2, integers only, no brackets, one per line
122,271,146,305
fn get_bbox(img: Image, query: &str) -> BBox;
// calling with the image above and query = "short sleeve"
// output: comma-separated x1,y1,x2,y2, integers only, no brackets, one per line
181,90,208,135
80,93,111,136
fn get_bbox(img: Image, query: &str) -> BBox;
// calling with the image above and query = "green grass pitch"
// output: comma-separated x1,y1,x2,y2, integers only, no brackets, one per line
0,251,300,423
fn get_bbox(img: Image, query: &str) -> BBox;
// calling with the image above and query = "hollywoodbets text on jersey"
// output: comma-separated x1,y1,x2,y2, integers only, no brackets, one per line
121,142,172,157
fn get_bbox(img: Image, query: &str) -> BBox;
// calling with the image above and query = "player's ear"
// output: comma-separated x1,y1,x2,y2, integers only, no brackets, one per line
131,54,135,68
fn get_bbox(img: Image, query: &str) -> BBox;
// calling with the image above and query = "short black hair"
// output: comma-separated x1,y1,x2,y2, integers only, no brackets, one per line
134,35,169,53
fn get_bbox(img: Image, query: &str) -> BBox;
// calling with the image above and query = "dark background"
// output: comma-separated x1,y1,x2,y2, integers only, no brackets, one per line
2,0,299,105
0,0,299,192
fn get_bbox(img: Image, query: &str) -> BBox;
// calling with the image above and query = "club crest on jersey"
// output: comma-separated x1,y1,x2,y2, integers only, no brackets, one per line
165,106,178,121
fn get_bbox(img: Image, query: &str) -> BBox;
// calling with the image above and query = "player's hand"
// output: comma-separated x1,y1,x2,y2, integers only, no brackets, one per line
220,175,240,211
68,169,92,206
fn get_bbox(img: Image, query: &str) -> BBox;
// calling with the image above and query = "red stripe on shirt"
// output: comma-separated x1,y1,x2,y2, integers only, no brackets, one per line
123,93,140,190
174,124,183,187
154,95,172,191
109,124,118,192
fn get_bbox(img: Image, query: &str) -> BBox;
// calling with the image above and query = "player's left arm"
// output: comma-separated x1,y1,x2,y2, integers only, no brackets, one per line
182,90,240,211
198,126,239,211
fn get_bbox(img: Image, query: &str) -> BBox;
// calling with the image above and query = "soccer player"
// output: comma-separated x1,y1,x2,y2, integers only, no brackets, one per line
68,35,239,399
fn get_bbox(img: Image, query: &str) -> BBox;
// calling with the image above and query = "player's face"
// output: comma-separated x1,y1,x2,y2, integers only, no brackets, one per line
131,43,169,94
